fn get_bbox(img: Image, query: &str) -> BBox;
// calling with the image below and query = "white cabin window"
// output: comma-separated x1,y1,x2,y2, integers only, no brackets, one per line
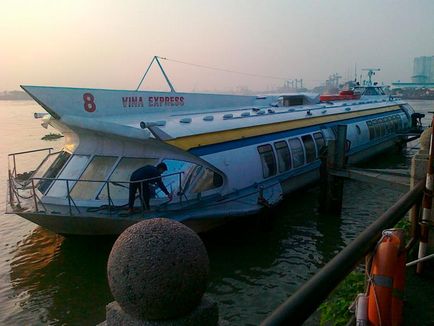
379,118,386,137
385,117,393,135
374,120,381,138
36,151,71,194
70,156,118,200
184,166,223,193
274,141,291,172
367,121,375,139
98,157,159,200
313,132,325,154
393,115,400,130
46,154,90,197
301,135,316,163
257,144,277,178
157,159,195,198
288,138,305,168
158,160,223,198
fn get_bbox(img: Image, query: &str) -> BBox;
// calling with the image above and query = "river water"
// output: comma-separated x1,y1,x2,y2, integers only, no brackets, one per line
0,100,432,325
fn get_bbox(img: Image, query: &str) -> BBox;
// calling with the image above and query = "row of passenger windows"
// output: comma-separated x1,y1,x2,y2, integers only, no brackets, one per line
257,132,325,178
366,114,403,140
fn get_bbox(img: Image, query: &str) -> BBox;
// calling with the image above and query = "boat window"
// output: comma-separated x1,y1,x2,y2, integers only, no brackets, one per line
364,87,380,96
301,135,316,163
154,159,223,197
367,121,374,140
353,87,365,95
184,165,223,193
383,117,389,135
313,132,326,153
70,156,118,200
397,115,403,130
36,151,71,194
46,155,90,197
400,104,412,121
374,120,381,138
280,95,304,107
155,159,196,198
379,119,385,136
384,118,389,134
98,157,159,200
386,117,394,134
393,115,400,130
257,144,277,178
274,141,291,172
288,138,305,168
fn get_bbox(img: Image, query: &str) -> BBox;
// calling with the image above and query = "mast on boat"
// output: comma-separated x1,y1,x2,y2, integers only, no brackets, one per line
136,56,176,92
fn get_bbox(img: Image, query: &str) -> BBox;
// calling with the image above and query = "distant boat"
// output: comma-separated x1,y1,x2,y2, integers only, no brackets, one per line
6,62,420,235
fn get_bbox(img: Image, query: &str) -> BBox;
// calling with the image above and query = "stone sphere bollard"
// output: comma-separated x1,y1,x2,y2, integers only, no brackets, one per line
107,218,211,322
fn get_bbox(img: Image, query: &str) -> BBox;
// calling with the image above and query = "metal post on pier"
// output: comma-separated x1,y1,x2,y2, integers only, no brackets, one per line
320,125,347,214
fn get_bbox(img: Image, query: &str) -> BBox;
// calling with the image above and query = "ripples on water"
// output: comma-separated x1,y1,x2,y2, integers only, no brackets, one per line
0,100,432,325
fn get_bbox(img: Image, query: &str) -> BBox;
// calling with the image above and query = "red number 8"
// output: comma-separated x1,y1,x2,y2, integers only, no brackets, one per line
83,93,96,112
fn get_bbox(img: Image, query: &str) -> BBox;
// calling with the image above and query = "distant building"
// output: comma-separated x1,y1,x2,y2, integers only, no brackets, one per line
392,55,434,89
412,56,434,83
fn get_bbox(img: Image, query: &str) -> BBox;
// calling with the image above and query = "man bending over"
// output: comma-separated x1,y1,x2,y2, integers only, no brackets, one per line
128,163,172,213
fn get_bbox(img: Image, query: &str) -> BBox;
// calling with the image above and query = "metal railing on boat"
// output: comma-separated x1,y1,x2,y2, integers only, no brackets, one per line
8,171,185,216
8,147,54,178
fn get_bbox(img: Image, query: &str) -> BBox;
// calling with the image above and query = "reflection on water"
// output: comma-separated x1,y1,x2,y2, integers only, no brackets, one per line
7,228,114,325
205,177,403,325
0,100,432,325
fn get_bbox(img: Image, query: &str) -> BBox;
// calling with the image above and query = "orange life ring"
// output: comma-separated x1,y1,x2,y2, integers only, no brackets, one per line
367,229,404,326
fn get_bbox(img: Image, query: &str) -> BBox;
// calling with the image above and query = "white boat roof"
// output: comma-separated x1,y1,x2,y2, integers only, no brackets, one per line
22,85,404,147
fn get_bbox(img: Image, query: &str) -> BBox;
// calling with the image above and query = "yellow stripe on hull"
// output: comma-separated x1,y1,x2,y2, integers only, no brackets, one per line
167,105,401,150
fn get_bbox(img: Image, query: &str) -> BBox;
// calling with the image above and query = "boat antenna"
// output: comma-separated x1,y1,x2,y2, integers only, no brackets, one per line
136,56,176,92
354,63,357,82
361,68,380,86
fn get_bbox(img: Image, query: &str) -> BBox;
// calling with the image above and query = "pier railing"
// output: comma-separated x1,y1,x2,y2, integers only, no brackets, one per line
260,178,424,325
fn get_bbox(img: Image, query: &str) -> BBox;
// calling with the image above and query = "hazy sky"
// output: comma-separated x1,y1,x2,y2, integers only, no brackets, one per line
1,0,434,92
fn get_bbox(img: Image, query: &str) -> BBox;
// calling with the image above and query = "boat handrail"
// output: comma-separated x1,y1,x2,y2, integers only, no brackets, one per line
8,147,54,178
8,147,54,157
9,171,186,216
28,171,184,184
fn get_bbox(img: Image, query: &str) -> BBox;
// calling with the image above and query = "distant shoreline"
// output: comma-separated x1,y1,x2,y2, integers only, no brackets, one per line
0,91,31,101
0,98,32,101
